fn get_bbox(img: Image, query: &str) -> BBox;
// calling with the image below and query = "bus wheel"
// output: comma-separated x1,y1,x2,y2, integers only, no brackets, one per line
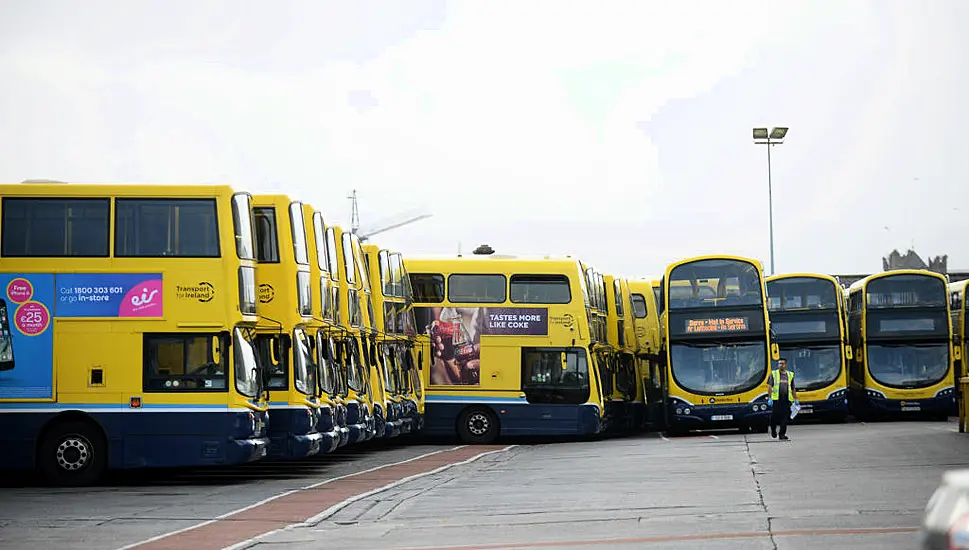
457,407,499,444
39,420,107,487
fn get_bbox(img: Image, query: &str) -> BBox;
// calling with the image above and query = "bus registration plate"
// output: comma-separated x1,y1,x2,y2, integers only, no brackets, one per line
711,414,733,421
902,405,920,411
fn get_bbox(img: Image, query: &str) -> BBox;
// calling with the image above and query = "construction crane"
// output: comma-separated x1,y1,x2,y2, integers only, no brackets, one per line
348,189,432,242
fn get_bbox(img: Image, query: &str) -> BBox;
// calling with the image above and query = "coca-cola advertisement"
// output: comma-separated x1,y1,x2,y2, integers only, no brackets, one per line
420,306,549,386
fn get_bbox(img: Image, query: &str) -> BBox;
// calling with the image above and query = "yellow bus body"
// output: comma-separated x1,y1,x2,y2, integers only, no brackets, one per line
766,273,851,422
252,195,328,459
307,208,353,448
948,280,968,380
300,203,349,450
628,279,665,428
847,269,955,419
660,255,778,433
405,254,607,443
0,182,269,485
328,225,376,442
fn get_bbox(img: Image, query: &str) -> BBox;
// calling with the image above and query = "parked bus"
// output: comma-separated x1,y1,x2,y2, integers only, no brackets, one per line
847,270,955,420
361,242,405,438
405,252,608,443
765,273,851,422
659,255,778,434
604,274,640,430
948,280,968,381
327,225,376,442
0,182,269,485
251,195,329,459
363,244,424,435
304,205,350,448
628,279,666,429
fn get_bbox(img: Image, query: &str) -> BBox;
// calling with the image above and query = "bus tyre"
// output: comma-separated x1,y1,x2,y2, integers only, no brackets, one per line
39,420,107,487
457,407,499,444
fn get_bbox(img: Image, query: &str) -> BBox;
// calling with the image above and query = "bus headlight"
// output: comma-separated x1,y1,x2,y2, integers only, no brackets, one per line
238,266,257,315
676,407,684,415
683,408,691,415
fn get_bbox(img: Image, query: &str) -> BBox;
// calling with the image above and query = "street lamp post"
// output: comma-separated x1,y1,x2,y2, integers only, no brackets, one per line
752,126,789,276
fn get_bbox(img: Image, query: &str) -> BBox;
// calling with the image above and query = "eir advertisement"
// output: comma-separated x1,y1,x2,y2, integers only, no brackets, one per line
419,307,549,387
0,272,163,400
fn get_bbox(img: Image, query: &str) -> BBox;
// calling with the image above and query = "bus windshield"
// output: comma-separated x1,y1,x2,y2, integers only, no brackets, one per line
866,275,947,308
233,327,261,398
767,277,839,311
670,341,766,395
867,343,949,388
668,259,762,309
777,344,841,391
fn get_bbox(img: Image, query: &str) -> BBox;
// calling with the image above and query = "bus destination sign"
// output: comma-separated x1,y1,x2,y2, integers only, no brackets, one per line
685,316,749,334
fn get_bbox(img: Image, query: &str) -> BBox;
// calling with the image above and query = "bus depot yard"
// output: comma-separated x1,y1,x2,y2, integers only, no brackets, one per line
1,182,969,546
1,420,964,550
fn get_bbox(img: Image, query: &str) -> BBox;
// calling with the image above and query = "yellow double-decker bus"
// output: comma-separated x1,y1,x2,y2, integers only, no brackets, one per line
364,244,425,436
405,252,607,443
847,270,955,420
766,273,851,422
628,279,665,429
328,225,376,442
948,280,968,382
660,255,778,434
251,195,326,459
604,274,640,431
304,205,350,449
0,182,269,485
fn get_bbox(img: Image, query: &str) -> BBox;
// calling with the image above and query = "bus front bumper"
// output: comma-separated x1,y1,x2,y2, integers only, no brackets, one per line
230,436,270,463
860,392,955,415
790,396,849,420
669,402,771,430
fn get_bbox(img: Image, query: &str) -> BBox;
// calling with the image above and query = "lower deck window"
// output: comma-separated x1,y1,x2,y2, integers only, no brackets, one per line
521,347,590,405
143,333,228,392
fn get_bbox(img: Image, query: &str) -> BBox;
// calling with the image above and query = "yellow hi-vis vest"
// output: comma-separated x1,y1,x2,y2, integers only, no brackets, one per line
770,370,795,401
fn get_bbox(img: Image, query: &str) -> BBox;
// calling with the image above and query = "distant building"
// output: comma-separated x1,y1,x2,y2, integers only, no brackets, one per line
832,249,969,288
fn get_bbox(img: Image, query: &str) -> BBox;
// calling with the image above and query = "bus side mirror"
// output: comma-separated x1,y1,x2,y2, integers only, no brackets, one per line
770,343,780,361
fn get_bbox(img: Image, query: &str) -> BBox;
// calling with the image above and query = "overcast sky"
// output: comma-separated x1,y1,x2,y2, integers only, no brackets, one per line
2,1,967,279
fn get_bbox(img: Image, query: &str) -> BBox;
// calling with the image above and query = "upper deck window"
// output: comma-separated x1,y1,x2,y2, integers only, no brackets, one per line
231,193,255,261
253,207,279,263
613,280,624,315
325,227,340,281
510,274,571,304
410,274,444,303
312,213,329,273
1,197,110,257
116,198,220,258
766,277,838,311
341,233,356,285
379,250,393,297
448,274,507,303
668,259,762,309
631,294,647,318
866,275,946,308
289,203,309,266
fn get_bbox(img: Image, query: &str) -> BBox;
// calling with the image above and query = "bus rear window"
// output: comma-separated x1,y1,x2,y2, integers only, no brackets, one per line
253,207,279,262
410,274,444,303
1,197,110,257
631,294,647,318
510,274,571,304
448,274,506,303
116,198,220,257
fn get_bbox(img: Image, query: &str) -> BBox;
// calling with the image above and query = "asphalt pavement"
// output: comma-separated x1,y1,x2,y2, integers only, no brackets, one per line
1,420,967,550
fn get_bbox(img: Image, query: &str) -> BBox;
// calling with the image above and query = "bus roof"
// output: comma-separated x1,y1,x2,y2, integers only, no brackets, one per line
0,182,241,197
664,254,764,277
404,255,585,273
847,269,949,292
766,272,840,285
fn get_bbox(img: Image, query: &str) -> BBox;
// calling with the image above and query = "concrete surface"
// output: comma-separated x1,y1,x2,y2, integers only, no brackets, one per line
1,421,967,550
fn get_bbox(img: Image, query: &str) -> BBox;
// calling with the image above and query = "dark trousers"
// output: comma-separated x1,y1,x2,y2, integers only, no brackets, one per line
770,396,791,437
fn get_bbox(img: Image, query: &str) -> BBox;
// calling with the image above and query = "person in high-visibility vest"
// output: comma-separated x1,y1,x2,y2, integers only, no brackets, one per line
767,357,799,440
